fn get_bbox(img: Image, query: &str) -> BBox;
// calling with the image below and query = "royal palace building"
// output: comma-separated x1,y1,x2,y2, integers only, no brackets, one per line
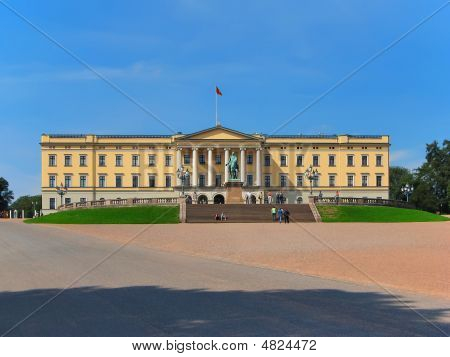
41,126,390,213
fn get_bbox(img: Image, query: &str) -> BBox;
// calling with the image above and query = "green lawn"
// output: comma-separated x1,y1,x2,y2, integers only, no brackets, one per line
317,205,449,223
25,206,179,224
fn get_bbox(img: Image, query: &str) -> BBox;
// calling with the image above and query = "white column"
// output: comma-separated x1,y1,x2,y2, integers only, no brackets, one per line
224,148,230,183
176,148,182,186
207,148,214,187
9,210,12,219
192,148,198,187
240,148,246,184
256,148,262,186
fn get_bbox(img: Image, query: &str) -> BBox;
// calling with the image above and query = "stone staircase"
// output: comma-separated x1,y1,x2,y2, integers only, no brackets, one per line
186,204,316,223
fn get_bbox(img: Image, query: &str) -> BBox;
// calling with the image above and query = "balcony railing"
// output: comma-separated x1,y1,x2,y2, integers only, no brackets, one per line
314,196,414,208
59,197,180,211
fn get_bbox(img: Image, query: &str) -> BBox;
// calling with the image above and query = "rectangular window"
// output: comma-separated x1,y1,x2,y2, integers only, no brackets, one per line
329,175,336,187
80,198,86,203
264,175,271,188
347,175,354,187
376,155,382,167
347,155,354,167
49,198,56,210
247,174,253,186
132,155,139,167
115,155,123,167
296,155,303,167
49,155,56,167
132,175,139,188
199,174,205,187
165,155,172,167
148,155,156,166
312,155,319,167
148,175,156,188
329,155,335,167
199,154,205,165
264,155,271,167
99,175,106,188
376,175,382,187
184,154,191,165
80,175,87,188
64,155,72,167
362,155,368,167
362,175,368,187
215,174,222,187
280,155,287,167
280,174,288,187
99,155,106,167
65,197,71,205
296,175,303,187
247,154,253,165
49,175,56,188
165,175,172,188
215,154,221,165
313,175,319,187
115,175,122,188
64,176,72,188
80,155,87,167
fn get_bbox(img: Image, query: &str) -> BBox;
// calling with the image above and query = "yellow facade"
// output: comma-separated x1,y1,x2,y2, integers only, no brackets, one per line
41,126,389,212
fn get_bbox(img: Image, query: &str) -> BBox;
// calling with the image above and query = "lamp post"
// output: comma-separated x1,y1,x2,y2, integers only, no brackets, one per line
401,183,413,202
56,183,68,208
176,166,190,197
304,165,319,195
31,201,36,218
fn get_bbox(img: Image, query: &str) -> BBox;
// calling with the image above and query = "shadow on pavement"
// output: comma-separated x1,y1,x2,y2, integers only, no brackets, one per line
0,286,448,337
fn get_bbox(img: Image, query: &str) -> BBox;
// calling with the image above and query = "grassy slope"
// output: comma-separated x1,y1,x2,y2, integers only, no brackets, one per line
317,205,449,223
25,206,179,224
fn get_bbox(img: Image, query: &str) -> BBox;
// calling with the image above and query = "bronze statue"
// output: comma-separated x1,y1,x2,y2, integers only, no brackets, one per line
226,152,239,180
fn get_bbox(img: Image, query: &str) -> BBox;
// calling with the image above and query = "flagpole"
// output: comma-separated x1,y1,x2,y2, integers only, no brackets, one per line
215,88,218,126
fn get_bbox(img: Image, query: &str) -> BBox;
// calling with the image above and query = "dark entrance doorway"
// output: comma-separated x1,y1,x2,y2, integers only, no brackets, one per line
213,194,225,204
197,195,208,204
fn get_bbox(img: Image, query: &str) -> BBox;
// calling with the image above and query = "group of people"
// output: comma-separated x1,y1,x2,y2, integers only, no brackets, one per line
244,192,263,204
214,212,228,221
271,206,290,223
267,192,286,204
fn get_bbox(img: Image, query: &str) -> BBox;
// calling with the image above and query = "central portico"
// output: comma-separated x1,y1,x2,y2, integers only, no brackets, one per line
174,126,264,204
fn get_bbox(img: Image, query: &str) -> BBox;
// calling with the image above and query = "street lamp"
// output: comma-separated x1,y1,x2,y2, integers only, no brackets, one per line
304,165,319,195
56,183,68,208
401,183,413,202
176,166,190,197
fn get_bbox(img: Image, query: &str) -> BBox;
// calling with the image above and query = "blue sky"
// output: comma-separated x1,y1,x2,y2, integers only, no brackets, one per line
0,0,449,198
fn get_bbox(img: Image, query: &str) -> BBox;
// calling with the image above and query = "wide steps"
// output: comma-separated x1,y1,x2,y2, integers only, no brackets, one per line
186,204,316,223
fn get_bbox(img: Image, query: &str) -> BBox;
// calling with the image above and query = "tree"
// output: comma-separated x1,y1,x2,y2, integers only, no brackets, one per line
412,140,449,213
10,195,42,218
0,177,14,211
389,166,414,200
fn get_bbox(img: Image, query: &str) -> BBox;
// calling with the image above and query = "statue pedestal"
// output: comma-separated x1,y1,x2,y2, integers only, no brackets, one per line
224,181,244,204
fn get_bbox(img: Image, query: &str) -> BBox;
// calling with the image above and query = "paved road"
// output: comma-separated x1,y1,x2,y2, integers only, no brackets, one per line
0,221,449,336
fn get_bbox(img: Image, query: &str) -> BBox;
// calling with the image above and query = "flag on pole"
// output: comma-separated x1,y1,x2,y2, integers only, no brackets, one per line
216,86,222,96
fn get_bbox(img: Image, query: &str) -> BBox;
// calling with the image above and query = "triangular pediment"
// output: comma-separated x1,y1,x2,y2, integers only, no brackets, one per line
177,126,260,141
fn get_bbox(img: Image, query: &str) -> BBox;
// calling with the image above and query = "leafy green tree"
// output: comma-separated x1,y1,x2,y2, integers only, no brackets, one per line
0,177,14,211
389,166,414,200
10,195,42,218
412,140,449,213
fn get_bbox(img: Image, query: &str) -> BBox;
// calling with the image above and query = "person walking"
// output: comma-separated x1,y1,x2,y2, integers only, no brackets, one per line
318,190,323,200
268,192,273,204
278,207,283,223
271,206,276,222
284,209,290,224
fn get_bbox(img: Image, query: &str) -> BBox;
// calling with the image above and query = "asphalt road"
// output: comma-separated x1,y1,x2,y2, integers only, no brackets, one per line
0,221,449,337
